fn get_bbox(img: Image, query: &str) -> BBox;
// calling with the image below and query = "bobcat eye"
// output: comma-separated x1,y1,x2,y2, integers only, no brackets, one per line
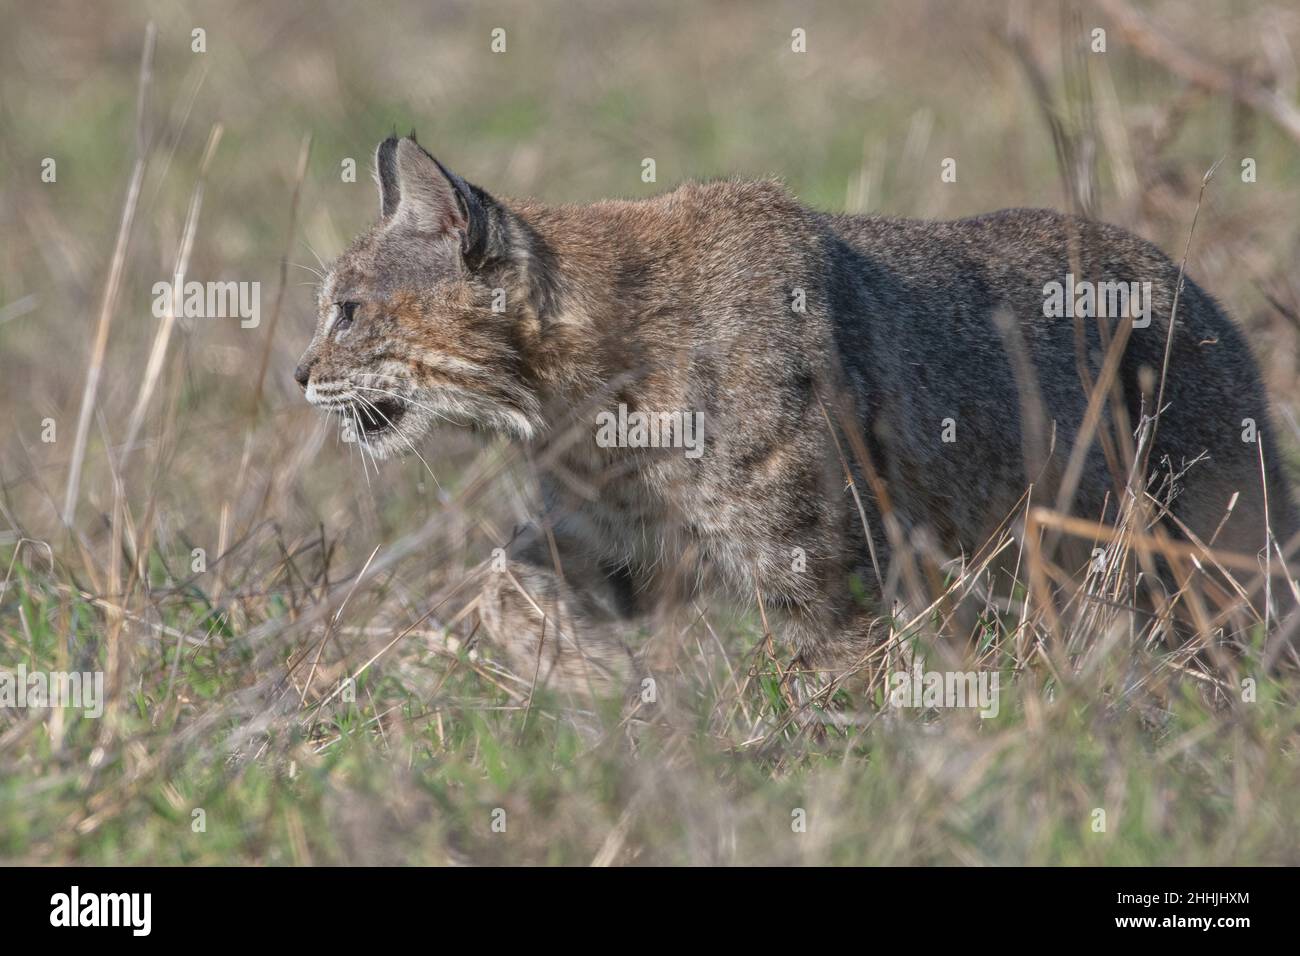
335,301,359,332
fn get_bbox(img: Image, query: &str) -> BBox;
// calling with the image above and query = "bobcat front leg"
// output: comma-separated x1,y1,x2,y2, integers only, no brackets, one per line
477,528,640,695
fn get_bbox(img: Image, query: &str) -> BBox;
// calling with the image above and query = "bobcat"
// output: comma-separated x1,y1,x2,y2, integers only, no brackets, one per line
295,133,1293,692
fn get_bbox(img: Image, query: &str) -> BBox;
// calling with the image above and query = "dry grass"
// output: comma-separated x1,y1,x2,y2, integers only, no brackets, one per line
2,0,1300,865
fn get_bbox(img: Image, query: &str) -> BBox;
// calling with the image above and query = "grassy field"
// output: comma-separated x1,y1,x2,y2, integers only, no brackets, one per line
3,0,1300,865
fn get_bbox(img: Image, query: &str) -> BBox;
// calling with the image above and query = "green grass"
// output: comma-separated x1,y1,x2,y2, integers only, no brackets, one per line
2,0,1300,865
4,540,1299,865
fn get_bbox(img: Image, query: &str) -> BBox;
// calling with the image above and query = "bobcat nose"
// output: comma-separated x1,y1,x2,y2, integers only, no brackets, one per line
294,360,313,388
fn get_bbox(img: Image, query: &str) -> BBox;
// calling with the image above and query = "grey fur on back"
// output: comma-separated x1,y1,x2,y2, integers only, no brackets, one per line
821,207,1291,568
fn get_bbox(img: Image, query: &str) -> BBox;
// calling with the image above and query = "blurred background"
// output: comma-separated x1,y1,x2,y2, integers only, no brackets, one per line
2,0,1299,865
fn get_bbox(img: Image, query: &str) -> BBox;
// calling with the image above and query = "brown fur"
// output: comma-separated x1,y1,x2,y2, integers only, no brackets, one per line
296,135,1293,693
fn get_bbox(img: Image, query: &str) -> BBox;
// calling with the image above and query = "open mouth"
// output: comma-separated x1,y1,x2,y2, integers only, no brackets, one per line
354,397,407,436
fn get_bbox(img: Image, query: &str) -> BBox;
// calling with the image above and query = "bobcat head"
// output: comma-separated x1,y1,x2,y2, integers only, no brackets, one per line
295,135,545,459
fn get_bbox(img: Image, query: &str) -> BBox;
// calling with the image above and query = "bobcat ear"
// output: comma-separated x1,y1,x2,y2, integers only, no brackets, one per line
391,136,496,268
374,135,401,218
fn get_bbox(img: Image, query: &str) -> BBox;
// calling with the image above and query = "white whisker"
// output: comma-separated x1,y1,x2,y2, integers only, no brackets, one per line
351,405,374,487
289,261,325,281
352,392,443,491
351,383,457,427
302,238,329,273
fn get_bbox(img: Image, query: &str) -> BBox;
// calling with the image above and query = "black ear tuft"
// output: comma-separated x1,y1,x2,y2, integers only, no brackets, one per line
375,136,401,217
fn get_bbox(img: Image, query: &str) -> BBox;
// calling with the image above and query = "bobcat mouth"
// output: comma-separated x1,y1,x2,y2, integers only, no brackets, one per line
354,397,407,436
